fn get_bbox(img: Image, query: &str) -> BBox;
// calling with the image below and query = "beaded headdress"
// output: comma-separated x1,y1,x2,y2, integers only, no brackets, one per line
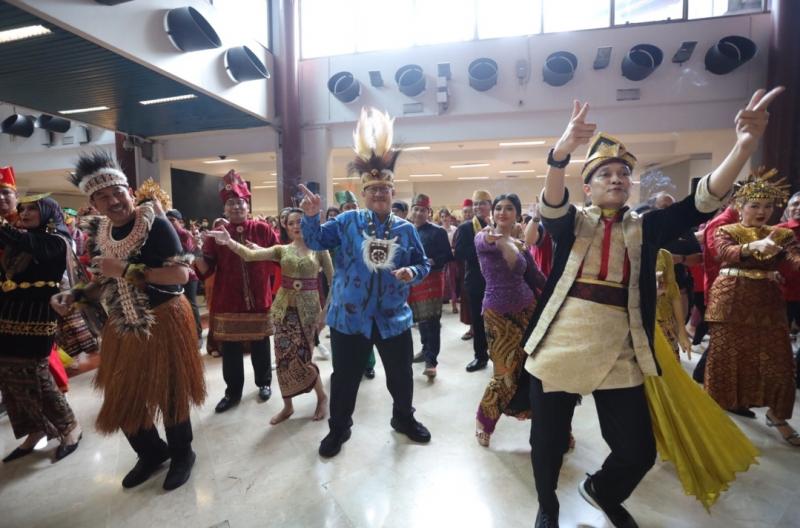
349,107,401,191
69,151,129,197
581,133,638,184
135,178,172,209
733,167,790,207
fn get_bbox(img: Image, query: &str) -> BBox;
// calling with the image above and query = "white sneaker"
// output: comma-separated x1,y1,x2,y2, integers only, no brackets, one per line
316,343,330,360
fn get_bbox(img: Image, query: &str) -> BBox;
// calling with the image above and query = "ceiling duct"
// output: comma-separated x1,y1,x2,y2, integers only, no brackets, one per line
327,71,361,103
395,64,426,97
225,46,270,82
1,114,34,137
468,58,498,92
542,51,577,87
622,44,663,81
705,36,757,75
36,114,71,133
164,7,222,52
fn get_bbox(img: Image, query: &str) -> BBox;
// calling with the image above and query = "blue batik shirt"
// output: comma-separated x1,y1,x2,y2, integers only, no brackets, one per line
302,209,430,339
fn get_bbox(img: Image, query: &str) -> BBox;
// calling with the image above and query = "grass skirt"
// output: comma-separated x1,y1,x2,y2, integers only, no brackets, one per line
94,296,206,435
645,325,758,510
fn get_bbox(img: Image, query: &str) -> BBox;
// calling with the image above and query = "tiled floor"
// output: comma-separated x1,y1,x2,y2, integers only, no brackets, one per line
1,311,799,528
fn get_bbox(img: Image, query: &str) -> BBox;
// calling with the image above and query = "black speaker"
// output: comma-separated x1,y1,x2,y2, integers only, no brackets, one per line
705,36,757,75
1,114,35,137
327,72,361,103
395,65,426,97
36,114,71,133
164,7,222,52
225,46,270,83
468,58,498,92
622,44,663,81
543,52,577,87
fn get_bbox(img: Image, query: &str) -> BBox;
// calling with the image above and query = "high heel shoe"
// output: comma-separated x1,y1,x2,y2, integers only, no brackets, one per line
2,446,34,463
54,433,82,462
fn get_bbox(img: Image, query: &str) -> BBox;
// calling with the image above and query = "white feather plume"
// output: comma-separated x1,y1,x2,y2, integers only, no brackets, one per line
352,107,394,161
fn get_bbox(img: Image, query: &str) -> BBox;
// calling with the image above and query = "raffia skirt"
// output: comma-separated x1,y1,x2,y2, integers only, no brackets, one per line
94,296,206,435
476,304,535,433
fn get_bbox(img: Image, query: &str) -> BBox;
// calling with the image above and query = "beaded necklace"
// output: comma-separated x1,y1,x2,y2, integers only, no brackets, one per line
361,210,398,272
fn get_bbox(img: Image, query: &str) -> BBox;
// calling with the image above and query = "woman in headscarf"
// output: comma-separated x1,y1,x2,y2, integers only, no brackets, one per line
0,195,82,462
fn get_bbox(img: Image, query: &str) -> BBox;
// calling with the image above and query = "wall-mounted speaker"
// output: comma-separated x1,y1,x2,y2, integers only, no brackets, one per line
1,114,34,137
543,52,577,87
705,36,757,75
395,64,426,97
164,7,222,52
622,44,663,81
327,71,361,103
225,46,270,82
468,58,498,92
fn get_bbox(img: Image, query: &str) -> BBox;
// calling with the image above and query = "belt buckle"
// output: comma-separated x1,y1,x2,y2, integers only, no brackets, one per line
292,280,303,291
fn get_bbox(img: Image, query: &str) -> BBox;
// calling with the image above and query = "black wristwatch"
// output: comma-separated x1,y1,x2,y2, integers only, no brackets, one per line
547,148,571,169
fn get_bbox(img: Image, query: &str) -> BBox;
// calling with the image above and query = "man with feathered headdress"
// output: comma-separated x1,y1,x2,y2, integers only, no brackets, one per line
299,107,431,458
523,87,782,527
51,151,205,492
194,169,279,412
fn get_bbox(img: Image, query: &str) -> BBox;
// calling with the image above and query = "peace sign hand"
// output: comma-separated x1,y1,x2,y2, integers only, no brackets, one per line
735,86,784,153
298,184,322,217
553,100,597,159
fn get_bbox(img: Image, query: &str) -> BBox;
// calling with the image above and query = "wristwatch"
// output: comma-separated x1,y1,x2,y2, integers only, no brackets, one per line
547,148,571,169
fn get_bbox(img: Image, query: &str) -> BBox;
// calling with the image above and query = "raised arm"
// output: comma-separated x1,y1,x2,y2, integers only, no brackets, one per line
544,101,597,207
298,184,342,251
707,87,784,199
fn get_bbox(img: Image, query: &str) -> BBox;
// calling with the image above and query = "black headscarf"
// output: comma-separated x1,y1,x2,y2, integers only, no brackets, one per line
19,196,72,240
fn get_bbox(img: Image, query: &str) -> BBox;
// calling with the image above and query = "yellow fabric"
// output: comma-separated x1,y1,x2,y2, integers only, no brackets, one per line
57,348,74,368
645,324,759,510
655,250,681,327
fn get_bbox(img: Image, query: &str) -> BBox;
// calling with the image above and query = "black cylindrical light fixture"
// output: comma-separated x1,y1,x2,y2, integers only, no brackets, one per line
543,52,578,87
225,46,270,82
1,114,35,138
622,44,663,81
395,64,426,97
468,58,498,92
327,71,361,103
705,36,757,75
164,7,222,52
36,114,71,133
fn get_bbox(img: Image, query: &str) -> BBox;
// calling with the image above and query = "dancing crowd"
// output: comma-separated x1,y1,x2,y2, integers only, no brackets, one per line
1,86,797,528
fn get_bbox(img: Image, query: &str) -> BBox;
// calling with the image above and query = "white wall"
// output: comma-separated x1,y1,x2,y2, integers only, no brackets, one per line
9,0,274,120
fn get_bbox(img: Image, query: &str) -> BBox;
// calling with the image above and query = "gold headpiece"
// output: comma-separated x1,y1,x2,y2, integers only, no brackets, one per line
733,167,790,207
581,133,638,183
348,107,401,191
135,178,172,210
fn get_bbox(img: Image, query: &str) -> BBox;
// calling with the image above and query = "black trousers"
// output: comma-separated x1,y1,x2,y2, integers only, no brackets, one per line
528,375,656,515
183,279,203,340
466,279,488,362
691,291,708,346
220,337,271,399
418,318,442,367
126,419,193,462
328,325,414,432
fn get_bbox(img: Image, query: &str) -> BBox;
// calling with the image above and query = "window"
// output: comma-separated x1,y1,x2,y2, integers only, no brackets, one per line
413,0,476,46
689,0,763,19
300,0,357,58
477,0,542,39
542,0,610,33
355,0,414,53
615,0,683,25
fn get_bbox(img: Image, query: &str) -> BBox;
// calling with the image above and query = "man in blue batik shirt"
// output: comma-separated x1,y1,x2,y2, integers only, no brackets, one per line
299,107,432,458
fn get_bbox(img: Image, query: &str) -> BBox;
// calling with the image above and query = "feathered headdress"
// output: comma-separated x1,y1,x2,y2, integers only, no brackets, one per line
733,167,790,207
348,107,401,190
135,178,172,209
69,150,128,197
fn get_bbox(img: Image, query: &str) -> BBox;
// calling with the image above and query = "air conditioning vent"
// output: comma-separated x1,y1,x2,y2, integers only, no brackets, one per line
616,88,641,101
511,160,530,165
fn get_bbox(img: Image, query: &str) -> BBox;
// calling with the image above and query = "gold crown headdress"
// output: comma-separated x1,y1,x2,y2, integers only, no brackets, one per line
733,167,790,207
581,133,638,183
135,178,172,210
348,107,401,190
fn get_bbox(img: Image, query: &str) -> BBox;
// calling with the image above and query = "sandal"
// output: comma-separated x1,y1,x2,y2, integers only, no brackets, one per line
475,429,490,447
766,414,800,447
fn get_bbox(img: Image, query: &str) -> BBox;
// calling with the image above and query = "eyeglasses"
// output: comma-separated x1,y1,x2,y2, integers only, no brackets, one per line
366,186,392,195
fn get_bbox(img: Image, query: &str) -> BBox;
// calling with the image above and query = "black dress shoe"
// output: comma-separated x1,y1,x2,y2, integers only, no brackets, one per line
579,476,639,528
364,368,376,379
54,433,82,462
390,416,431,443
465,359,488,372
728,407,756,419
258,386,272,402
215,395,241,413
319,428,352,458
163,450,196,491
122,450,171,489
412,352,425,363
535,508,559,528
2,446,34,463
